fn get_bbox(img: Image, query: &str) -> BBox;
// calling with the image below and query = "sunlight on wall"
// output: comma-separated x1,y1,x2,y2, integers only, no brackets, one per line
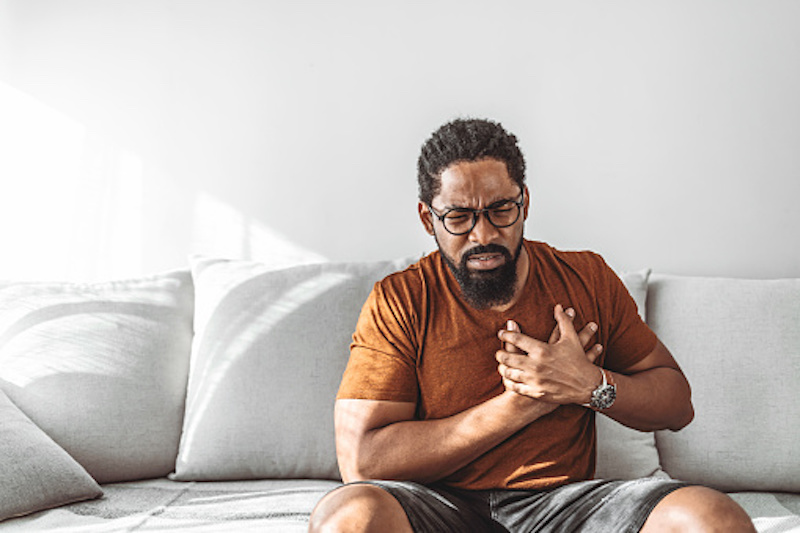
0,82,143,281
191,191,326,268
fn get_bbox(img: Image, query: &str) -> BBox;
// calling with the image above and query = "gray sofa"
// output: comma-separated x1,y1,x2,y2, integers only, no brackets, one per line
1,255,798,532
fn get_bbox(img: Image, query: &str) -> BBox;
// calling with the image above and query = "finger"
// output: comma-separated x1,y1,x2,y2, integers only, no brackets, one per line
497,329,545,353
576,321,598,349
505,320,525,354
498,363,524,383
554,304,579,342
548,307,575,344
496,350,530,369
586,343,603,364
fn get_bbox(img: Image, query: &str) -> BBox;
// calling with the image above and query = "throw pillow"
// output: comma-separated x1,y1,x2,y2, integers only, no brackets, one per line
0,388,102,521
648,274,800,492
0,270,194,483
594,269,667,480
172,256,417,480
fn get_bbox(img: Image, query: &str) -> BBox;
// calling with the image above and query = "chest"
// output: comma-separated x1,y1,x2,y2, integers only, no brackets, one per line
415,283,604,420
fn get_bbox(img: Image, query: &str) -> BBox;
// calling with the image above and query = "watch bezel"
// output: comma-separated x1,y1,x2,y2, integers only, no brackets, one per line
588,368,617,410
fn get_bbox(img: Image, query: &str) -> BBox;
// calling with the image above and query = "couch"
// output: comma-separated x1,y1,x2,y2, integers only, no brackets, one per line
1,253,798,532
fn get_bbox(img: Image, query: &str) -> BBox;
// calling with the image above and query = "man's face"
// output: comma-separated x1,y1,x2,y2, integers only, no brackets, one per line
419,158,529,309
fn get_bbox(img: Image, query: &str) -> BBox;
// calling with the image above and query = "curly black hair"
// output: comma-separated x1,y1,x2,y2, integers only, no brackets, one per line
417,118,526,205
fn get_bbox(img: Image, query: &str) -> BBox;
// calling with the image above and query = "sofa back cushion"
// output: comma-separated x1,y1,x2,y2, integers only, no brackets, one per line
595,269,667,480
647,274,800,492
172,256,418,480
0,271,194,483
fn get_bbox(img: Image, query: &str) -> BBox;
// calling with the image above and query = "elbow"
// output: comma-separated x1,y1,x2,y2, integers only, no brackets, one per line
667,399,695,432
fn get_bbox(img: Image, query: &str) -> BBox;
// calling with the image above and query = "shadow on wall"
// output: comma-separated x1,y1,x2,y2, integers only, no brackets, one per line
0,82,325,282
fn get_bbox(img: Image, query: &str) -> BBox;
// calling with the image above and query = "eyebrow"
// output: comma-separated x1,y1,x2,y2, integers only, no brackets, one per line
443,193,521,211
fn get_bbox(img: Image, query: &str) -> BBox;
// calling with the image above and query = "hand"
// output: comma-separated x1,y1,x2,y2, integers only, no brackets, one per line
496,305,603,405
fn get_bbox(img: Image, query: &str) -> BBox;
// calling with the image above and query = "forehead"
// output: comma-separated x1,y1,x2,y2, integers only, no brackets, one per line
435,158,518,208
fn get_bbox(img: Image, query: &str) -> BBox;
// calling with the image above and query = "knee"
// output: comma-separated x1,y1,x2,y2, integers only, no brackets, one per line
644,486,756,533
309,484,410,533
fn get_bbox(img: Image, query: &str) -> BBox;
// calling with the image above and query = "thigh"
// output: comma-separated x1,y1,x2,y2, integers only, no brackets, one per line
492,478,688,533
359,480,505,533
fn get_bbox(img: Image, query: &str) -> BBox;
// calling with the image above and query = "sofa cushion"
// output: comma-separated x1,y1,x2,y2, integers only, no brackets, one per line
172,256,418,481
648,274,800,492
0,388,102,521
0,478,340,531
595,269,667,480
0,271,194,483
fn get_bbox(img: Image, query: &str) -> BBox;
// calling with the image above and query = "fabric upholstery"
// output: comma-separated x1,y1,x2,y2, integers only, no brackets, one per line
0,271,194,483
0,478,339,532
173,256,417,481
648,274,800,492
0,388,102,521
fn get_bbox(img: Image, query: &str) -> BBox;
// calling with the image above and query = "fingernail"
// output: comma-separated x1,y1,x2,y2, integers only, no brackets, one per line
595,344,603,352
589,322,597,332
566,307,575,318
507,319,515,330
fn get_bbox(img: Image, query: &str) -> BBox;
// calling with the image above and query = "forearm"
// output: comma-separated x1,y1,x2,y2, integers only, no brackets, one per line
339,392,552,484
602,366,694,432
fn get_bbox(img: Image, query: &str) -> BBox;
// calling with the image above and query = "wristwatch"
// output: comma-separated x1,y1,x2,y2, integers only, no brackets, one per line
583,368,616,410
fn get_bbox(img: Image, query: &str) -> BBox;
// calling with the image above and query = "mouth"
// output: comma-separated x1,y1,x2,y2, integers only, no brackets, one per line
466,252,506,271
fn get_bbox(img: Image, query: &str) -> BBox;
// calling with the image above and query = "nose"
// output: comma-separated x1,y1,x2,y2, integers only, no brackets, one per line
468,211,501,245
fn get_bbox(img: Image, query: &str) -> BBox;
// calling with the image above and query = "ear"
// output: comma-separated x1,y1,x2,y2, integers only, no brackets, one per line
418,202,435,235
522,186,531,221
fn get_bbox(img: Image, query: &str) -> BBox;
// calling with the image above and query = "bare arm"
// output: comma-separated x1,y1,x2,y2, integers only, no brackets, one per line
596,339,693,431
335,391,552,484
496,304,694,432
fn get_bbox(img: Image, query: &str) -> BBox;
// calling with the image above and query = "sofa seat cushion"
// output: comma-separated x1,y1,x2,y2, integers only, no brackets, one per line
0,271,195,483
729,492,800,532
0,478,340,532
0,479,796,532
647,274,800,492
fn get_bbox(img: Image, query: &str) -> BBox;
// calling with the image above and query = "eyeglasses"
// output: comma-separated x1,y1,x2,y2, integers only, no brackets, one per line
428,191,524,236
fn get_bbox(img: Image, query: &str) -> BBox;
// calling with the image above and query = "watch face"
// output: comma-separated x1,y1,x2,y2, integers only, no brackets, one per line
591,385,616,410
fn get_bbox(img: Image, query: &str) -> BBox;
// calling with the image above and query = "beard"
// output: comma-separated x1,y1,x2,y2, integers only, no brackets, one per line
438,239,524,310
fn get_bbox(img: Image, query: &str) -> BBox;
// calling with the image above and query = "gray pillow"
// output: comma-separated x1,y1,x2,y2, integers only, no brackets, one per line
0,389,102,521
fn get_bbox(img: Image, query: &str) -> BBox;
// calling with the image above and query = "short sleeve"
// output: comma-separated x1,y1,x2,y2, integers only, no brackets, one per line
337,279,419,402
599,260,658,372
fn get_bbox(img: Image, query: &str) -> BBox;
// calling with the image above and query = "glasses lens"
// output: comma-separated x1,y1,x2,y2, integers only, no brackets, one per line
443,211,475,235
487,203,521,228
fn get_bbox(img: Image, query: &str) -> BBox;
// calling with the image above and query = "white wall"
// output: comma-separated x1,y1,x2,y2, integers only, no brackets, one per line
1,0,798,280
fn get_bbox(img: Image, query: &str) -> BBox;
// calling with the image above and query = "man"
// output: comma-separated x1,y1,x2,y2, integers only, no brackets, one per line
309,118,755,532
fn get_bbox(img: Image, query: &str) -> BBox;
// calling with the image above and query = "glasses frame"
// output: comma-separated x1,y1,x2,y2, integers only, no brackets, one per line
428,190,525,236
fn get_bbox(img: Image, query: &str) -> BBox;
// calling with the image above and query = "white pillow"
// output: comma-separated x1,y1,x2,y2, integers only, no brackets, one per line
0,271,194,483
172,256,417,480
648,274,800,492
0,388,102,521
594,269,668,480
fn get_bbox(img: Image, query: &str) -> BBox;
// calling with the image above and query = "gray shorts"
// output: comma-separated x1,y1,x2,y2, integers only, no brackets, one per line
357,477,688,533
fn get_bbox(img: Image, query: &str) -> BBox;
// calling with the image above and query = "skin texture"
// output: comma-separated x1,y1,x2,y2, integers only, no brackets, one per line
308,158,755,533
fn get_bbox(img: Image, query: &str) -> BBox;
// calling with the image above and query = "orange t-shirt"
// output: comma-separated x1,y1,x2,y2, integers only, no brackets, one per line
337,240,657,490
